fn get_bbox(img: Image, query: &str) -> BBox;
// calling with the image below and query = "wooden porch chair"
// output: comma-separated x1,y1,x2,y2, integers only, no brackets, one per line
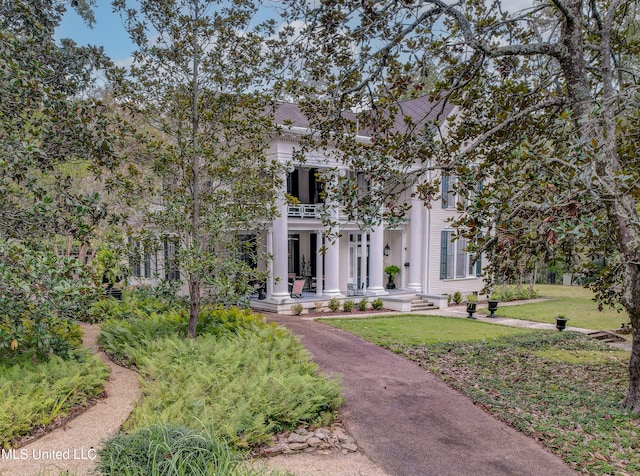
290,279,306,298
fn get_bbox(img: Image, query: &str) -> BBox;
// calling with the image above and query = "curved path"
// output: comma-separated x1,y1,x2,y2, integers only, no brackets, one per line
0,323,140,476
268,315,578,476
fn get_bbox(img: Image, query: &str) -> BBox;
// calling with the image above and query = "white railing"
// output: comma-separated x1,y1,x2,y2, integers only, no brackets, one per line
288,204,319,218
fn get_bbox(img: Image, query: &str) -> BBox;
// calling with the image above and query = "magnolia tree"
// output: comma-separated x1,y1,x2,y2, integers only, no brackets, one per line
111,0,289,337
281,0,640,412
0,0,127,359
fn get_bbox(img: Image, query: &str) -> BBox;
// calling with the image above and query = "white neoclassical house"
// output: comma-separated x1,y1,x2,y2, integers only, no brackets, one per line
127,96,485,313
250,98,485,314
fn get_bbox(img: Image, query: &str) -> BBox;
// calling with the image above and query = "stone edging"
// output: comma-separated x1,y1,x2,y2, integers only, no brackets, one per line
258,422,358,457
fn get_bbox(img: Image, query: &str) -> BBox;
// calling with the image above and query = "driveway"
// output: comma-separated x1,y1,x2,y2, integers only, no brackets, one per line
268,315,577,476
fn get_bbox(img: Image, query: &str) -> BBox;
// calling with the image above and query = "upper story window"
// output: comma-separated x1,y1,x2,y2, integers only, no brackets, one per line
441,175,457,209
442,175,483,209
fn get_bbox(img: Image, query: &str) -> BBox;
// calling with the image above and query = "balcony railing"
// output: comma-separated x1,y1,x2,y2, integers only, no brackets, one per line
288,204,319,218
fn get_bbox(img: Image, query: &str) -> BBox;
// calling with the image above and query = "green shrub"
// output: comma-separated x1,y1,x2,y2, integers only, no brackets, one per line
328,297,340,312
371,298,383,310
291,304,303,315
123,326,342,448
342,299,355,312
99,308,269,367
358,298,368,311
87,292,182,323
452,291,463,304
97,424,239,476
0,240,99,359
490,286,537,302
0,350,110,447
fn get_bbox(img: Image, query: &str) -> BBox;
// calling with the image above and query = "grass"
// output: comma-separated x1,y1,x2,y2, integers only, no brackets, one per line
97,423,288,476
483,284,628,331
0,350,110,448
320,314,532,346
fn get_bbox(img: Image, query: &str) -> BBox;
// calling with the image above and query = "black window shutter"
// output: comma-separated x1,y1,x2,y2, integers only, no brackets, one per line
440,231,449,279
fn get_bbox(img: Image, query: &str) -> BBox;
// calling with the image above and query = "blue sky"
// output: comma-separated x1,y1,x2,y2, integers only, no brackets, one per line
56,3,133,66
55,1,534,67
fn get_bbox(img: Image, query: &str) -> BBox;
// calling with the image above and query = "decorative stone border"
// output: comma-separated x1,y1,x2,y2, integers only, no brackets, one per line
258,422,358,457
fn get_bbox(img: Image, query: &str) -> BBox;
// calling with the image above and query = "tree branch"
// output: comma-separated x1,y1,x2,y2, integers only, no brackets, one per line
453,97,566,162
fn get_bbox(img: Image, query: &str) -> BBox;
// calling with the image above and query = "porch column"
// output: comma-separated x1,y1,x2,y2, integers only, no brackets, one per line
271,172,290,302
407,195,423,292
367,222,387,295
266,229,274,297
323,233,342,296
315,232,324,296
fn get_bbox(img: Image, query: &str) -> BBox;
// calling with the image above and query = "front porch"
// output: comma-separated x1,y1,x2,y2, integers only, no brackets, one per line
249,289,446,315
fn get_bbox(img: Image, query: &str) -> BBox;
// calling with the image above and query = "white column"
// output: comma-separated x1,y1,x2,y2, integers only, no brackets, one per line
315,232,324,296
266,229,274,297
407,196,423,292
367,223,387,295
270,172,290,302
323,233,342,296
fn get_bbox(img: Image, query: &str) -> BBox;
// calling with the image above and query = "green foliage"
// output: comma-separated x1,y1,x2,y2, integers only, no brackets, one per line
95,248,127,287
99,308,268,367
490,286,537,302
110,0,289,335
327,297,341,312
0,240,99,360
371,298,384,310
0,0,124,246
452,291,463,304
358,297,368,311
342,299,355,312
466,293,478,303
384,265,401,278
0,350,110,447
100,307,342,449
395,332,636,475
87,289,182,323
97,424,238,476
291,304,304,316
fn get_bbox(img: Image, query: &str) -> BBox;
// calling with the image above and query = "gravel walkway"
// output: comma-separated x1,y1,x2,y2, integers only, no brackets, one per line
0,323,140,476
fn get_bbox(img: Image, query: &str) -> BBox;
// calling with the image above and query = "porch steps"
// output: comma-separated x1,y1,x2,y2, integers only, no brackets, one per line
411,297,436,312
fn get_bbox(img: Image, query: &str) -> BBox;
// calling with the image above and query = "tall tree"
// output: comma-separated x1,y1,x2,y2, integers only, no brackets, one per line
0,0,126,250
282,0,640,412
112,0,287,337
0,0,127,359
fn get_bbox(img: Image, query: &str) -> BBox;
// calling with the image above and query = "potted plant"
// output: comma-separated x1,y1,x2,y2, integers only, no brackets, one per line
96,249,126,300
384,265,401,289
466,294,478,319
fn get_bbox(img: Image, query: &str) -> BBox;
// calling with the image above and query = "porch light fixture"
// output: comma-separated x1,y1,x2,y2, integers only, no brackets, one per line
383,243,391,256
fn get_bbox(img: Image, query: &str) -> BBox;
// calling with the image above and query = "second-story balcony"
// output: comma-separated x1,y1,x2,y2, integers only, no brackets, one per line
288,204,319,219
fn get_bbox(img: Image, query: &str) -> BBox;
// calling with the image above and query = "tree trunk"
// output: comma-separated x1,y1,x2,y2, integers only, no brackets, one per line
188,276,200,338
620,247,640,413
556,0,640,412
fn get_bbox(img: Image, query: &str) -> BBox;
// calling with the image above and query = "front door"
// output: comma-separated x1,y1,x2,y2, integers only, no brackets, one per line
348,233,369,288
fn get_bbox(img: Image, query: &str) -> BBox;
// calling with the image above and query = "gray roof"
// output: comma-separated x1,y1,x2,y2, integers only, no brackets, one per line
274,95,454,136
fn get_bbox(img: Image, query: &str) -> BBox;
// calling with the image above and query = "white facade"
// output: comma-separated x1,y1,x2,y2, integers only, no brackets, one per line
252,101,485,313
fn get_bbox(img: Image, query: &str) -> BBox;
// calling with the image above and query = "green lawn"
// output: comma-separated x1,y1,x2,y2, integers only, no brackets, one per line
483,284,629,331
320,314,531,346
